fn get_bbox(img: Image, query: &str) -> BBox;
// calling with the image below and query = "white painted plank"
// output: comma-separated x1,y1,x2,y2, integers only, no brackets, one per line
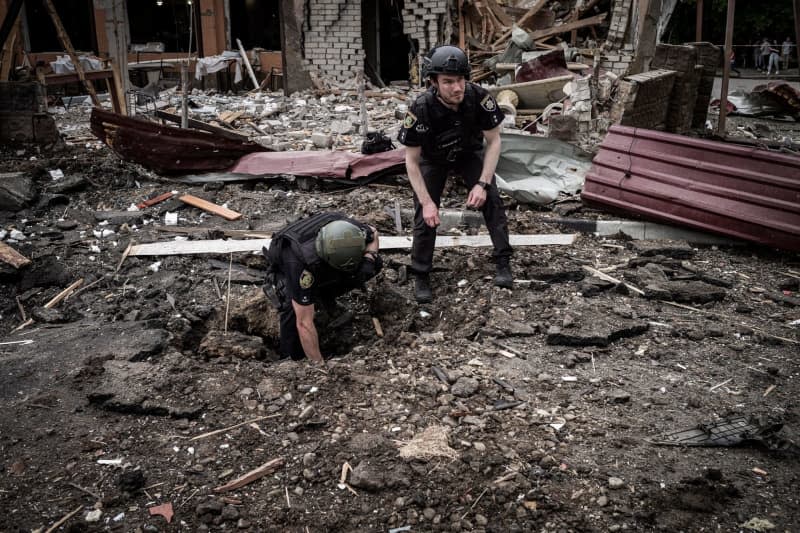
128,234,578,257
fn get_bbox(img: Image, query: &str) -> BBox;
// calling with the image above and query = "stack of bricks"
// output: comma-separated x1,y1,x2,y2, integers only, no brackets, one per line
566,77,593,133
651,44,702,134
401,0,448,54
303,0,364,84
599,43,635,75
611,69,677,130
606,0,632,50
685,42,722,129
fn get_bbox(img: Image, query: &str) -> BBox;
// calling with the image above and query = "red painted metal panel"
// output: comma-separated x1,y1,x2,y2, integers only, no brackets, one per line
230,148,407,180
582,125,800,251
90,108,267,174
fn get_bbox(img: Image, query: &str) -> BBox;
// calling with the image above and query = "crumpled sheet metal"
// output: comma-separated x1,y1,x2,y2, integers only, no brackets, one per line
722,81,800,118
90,108,267,175
582,125,800,252
495,132,593,205
229,147,407,180
515,49,574,83
647,416,796,452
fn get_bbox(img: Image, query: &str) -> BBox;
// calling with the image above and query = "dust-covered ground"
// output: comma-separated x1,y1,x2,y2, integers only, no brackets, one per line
1,102,799,533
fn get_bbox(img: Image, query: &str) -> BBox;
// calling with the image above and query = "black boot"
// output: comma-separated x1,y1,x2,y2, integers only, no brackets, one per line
415,274,432,303
494,260,513,289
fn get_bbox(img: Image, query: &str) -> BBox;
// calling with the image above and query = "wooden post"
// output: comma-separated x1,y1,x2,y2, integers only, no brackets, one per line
357,71,368,135
794,0,800,76
458,0,465,50
103,0,130,103
42,0,100,106
696,0,703,42
181,60,189,129
717,0,735,137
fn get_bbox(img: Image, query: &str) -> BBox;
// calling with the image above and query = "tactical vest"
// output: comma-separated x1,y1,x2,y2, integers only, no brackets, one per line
266,212,344,271
416,86,482,163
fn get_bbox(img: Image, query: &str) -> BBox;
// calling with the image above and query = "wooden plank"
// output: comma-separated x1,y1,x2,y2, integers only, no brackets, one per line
485,0,513,27
43,0,99,106
486,74,573,109
526,12,607,42
179,194,242,221
155,110,252,142
492,0,548,47
213,457,284,492
128,234,578,256
0,241,30,268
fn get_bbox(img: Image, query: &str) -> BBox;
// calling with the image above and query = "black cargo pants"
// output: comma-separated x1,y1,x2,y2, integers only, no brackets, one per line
411,153,512,274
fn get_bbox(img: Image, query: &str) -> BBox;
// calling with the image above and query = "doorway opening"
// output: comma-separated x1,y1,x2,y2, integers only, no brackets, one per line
362,0,411,85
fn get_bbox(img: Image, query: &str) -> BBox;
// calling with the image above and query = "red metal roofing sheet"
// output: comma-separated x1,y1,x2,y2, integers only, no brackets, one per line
582,125,800,251
229,148,407,180
90,108,267,174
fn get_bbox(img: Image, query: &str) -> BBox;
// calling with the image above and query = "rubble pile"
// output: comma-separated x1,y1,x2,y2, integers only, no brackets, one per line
1,95,799,529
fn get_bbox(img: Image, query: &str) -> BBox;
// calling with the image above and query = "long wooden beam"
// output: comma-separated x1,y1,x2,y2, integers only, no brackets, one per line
492,0,548,47
527,12,608,43
42,0,100,106
128,234,579,256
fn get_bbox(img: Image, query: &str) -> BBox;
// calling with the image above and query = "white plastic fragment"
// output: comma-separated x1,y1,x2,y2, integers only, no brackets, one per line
148,261,162,272
93,229,115,238
49,169,64,179
97,458,124,466
164,212,178,226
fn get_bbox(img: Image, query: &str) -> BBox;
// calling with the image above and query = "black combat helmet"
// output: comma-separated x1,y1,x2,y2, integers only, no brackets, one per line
315,220,366,272
423,45,471,80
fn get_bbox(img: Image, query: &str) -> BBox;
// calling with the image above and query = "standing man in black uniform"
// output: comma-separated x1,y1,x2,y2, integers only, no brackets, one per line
397,45,512,304
263,213,381,366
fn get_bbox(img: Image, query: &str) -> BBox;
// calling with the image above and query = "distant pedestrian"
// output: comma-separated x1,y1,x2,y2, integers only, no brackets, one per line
767,41,781,75
753,40,762,70
729,50,741,76
782,37,793,71
760,38,771,72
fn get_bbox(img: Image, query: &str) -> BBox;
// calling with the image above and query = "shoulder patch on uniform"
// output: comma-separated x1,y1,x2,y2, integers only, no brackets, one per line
402,111,417,129
415,123,429,133
480,94,497,112
299,269,315,289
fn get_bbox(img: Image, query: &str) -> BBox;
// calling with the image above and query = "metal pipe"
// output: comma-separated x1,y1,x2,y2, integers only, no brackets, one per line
695,0,703,42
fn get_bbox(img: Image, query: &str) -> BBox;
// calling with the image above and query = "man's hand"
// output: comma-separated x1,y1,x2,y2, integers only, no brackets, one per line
422,202,440,228
466,184,487,209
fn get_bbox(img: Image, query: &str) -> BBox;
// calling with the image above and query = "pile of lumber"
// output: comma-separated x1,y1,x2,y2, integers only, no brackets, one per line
461,0,608,81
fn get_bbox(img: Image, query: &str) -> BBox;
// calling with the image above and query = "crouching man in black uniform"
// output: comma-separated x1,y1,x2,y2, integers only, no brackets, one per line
263,213,381,366
397,45,512,304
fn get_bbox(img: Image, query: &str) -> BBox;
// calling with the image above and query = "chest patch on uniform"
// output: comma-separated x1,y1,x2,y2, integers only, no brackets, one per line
299,270,315,289
403,111,417,129
480,94,497,112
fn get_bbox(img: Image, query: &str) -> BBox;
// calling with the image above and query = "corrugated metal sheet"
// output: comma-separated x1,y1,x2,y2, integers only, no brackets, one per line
90,108,267,174
582,125,800,251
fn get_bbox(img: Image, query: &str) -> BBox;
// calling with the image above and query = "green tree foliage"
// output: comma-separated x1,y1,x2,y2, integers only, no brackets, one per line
664,0,796,45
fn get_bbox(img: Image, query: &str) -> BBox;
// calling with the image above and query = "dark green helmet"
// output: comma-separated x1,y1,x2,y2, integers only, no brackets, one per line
315,220,366,272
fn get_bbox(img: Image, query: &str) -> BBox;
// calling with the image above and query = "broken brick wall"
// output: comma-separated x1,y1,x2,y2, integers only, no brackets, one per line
599,0,635,75
401,0,449,57
651,44,701,134
301,0,447,85
303,0,365,84
0,82,59,144
611,69,676,130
